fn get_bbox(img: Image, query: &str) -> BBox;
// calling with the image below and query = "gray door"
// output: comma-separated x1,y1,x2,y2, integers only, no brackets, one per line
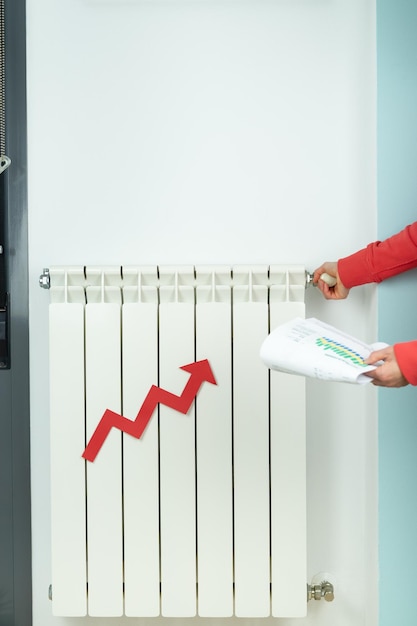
0,0,32,624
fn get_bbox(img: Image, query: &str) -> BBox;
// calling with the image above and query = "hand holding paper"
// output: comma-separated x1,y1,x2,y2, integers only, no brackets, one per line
364,345,408,387
260,318,387,384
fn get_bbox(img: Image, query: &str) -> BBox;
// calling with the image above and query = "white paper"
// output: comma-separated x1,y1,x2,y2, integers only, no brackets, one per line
260,317,387,384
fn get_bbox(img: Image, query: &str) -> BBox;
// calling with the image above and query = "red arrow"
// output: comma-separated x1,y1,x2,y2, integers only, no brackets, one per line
82,359,217,462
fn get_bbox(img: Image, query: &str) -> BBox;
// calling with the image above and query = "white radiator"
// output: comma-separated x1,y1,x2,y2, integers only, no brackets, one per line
48,265,307,618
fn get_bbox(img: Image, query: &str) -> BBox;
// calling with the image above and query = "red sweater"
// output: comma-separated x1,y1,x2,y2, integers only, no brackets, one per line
338,222,417,386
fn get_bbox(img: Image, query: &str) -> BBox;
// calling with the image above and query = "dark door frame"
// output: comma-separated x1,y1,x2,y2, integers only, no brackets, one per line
0,0,31,624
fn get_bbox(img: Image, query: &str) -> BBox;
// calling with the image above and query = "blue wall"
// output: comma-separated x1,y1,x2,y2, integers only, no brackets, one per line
377,1,417,624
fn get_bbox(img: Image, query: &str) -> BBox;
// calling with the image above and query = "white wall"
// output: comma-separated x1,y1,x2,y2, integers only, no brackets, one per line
27,0,377,624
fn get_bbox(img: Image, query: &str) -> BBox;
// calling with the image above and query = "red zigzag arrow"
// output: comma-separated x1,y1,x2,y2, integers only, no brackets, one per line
82,359,217,462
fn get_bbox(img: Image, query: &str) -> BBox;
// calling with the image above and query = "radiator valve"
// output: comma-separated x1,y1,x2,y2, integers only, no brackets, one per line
39,268,50,289
307,579,334,602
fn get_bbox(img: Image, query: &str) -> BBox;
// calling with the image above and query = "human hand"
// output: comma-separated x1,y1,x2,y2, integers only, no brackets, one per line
365,346,408,387
313,262,350,300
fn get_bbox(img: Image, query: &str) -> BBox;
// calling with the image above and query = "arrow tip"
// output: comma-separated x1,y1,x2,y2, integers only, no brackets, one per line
180,359,217,385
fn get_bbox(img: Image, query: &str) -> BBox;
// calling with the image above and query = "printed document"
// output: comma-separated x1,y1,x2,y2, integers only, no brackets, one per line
260,317,386,384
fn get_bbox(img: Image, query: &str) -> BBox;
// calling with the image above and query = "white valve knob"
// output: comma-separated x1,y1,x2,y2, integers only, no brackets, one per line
320,272,337,287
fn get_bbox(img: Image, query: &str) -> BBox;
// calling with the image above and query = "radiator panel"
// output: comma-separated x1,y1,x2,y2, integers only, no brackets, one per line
85,297,124,616
122,296,160,617
233,289,270,617
49,298,87,617
159,289,197,617
48,265,307,618
270,297,307,617
195,282,234,617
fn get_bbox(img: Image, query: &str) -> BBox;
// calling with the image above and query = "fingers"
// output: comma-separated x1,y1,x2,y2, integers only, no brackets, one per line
312,261,350,300
364,348,389,365
318,281,346,300
364,346,408,387
366,366,408,388
312,262,337,285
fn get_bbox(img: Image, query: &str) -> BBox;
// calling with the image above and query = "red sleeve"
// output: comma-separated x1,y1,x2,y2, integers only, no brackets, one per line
393,341,417,386
337,222,417,288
